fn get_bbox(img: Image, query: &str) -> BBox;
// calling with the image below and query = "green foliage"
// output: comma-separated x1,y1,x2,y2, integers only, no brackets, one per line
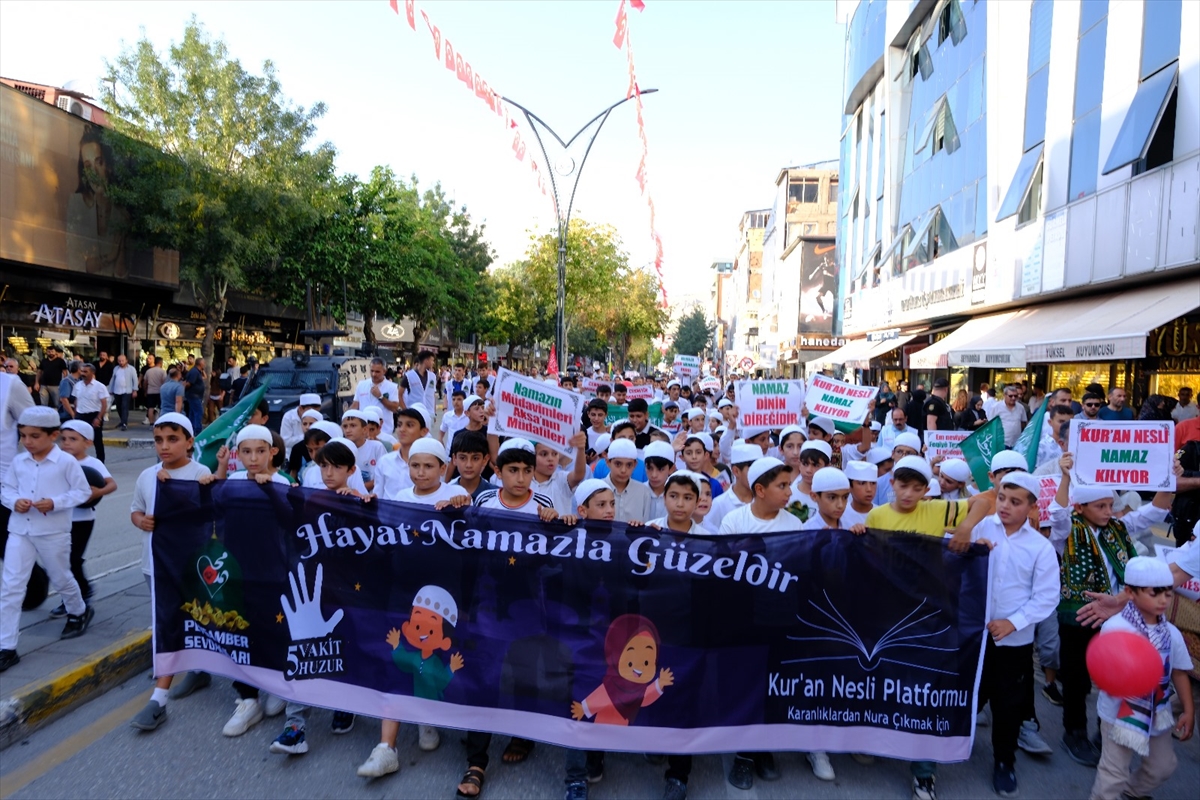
101,17,335,360
672,306,715,358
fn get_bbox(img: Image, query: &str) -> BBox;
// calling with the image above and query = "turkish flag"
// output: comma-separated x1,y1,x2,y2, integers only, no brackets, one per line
512,132,527,161
613,0,628,49
630,0,646,10
405,0,416,29
389,0,399,14
445,39,455,71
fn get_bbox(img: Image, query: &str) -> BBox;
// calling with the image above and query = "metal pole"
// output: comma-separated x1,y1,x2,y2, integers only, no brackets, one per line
501,89,658,373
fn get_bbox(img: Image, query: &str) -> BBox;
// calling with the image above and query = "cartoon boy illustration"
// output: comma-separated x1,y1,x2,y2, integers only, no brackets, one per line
571,614,674,726
386,585,464,701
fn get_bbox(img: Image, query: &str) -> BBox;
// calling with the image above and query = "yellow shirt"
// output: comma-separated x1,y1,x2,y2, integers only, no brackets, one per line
866,500,968,537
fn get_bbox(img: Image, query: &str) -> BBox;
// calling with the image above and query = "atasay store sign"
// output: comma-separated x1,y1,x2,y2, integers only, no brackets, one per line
29,297,130,332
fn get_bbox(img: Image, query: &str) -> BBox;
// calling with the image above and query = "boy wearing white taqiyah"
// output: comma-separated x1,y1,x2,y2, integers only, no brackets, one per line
706,442,761,531
646,471,712,534
1090,557,1194,800
341,409,387,492
718,457,803,534
841,461,878,528
53,419,117,613
301,424,369,496
128,412,216,730
0,407,95,672
603,439,651,523
967,471,1061,798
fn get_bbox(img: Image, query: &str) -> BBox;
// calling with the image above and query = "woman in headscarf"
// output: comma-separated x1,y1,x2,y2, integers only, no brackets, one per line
571,614,674,726
956,394,987,431
1138,395,1174,421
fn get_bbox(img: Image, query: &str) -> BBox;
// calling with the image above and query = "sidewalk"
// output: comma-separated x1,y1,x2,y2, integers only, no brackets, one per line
0,581,152,750
97,408,157,449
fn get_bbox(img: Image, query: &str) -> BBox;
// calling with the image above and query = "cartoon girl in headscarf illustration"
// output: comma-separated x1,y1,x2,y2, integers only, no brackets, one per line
570,614,674,726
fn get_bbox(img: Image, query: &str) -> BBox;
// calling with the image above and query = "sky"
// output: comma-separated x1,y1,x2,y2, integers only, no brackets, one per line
0,0,846,310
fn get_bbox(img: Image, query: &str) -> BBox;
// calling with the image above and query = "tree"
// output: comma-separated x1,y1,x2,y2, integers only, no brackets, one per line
523,220,628,349
483,262,554,362
602,270,668,371
673,306,715,358
101,17,335,361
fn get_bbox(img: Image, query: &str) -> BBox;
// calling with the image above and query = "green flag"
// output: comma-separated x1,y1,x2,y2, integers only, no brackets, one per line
1014,396,1048,471
960,415,1004,491
193,384,269,471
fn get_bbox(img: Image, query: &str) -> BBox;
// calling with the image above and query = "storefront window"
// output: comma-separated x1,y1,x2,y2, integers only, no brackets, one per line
1048,362,1126,396
1151,373,1196,399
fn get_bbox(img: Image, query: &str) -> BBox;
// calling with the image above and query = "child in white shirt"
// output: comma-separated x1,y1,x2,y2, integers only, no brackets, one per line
0,407,94,671
55,420,117,608
719,458,803,534
341,410,387,492
646,471,711,534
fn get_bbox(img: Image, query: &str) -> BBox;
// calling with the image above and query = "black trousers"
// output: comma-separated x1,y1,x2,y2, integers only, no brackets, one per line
1059,622,1098,733
463,732,535,771
75,413,105,462
978,639,1032,765
69,520,94,599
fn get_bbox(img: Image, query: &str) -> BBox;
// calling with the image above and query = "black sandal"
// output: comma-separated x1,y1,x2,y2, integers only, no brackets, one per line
456,766,486,799
501,737,535,764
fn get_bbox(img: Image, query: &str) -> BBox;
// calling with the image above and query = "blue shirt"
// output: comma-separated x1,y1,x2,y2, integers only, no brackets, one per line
1096,406,1133,421
160,380,184,414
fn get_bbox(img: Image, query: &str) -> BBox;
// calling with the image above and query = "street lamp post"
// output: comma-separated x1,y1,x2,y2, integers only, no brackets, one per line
502,89,657,372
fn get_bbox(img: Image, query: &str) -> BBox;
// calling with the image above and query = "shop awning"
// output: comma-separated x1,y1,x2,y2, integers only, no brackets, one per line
845,334,917,370
909,311,1027,370
807,338,873,373
1025,279,1200,363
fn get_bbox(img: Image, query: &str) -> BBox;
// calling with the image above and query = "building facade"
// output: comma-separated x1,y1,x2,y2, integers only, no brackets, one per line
724,209,769,374
826,0,1199,405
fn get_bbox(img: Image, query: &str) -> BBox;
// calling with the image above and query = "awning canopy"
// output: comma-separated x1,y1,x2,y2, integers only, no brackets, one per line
1025,279,1200,362
845,334,917,370
808,338,873,373
909,312,1026,370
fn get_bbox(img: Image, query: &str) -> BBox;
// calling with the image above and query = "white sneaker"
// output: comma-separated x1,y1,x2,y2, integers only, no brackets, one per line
418,724,441,751
357,743,400,778
807,751,835,781
1017,720,1052,754
261,693,286,717
222,698,263,737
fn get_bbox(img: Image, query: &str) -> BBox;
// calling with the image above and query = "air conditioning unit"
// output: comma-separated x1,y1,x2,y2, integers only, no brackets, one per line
56,96,92,121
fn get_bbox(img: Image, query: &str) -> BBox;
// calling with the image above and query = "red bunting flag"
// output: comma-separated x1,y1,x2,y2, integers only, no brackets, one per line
630,0,646,10
613,0,628,49
405,0,416,29
389,0,399,14
547,346,559,376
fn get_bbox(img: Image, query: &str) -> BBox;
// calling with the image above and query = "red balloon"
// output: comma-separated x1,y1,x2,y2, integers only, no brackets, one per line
1086,630,1163,697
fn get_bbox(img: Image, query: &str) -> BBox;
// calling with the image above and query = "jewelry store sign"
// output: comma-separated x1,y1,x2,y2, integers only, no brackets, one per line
30,297,106,330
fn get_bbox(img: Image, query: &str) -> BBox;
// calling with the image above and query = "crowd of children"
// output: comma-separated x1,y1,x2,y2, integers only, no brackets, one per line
1,373,1195,800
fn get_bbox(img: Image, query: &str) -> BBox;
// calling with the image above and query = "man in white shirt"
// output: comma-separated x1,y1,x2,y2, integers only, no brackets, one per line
400,351,438,413
878,408,910,453
71,364,110,462
281,393,321,452
107,354,139,431
1173,387,1198,422
988,385,1028,447
351,358,400,436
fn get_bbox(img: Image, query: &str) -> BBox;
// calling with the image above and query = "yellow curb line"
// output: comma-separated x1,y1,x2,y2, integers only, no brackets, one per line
0,630,151,751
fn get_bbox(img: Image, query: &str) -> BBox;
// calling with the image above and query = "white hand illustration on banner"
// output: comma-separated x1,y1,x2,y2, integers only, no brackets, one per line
281,562,344,641
784,592,956,675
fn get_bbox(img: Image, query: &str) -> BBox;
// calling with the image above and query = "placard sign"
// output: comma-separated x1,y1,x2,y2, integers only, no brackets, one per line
699,376,722,393
734,380,806,430
924,431,970,463
623,384,655,401
674,354,700,380
1035,475,1062,527
492,368,586,459
1067,420,1176,492
807,374,874,426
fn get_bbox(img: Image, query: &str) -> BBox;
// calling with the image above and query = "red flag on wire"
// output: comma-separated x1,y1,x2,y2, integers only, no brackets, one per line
405,0,416,29
389,0,399,14
630,0,646,10
547,347,560,376
613,0,628,49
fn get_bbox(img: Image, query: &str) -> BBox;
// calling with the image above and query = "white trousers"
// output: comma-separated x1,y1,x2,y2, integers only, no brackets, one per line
1,531,85,650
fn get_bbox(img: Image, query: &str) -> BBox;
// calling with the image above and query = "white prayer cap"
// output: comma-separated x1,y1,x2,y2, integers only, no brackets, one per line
808,416,836,436
498,437,535,455
999,472,1041,500
990,450,1028,473
924,480,942,497
413,585,458,626
748,456,788,488
869,420,882,432
1070,485,1115,506
894,432,922,452
155,412,194,436
326,436,357,451
593,434,611,454
341,409,370,423
607,439,638,461
811,467,850,493
731,443,762,466
235,424,273,446
940,458,971,484
298,393,322,407
686,408,706,420
18,406,60,428
399,403,432,431
61,419,94,440
717,398,733,409
801,440,833,460
310,421,342,439
1123,556,1172,588
865,447,892,465
668,470,704,494
845,461,878,482
779,424,807,444
894,455,933,481
301,409,323,422
463,395,484,410
684,432,714,452
360,406,383,423
574,478,612,507
409,437,449,463
643,441,676,463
